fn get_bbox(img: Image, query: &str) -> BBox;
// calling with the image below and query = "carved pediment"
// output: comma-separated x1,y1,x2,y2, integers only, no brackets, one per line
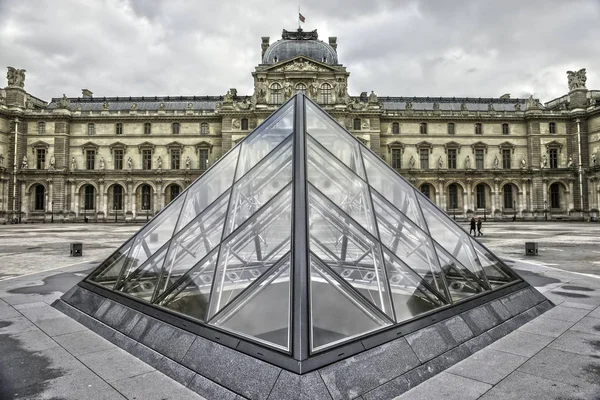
165,141,185,150
195,141,214,153
266,56,334,73
109,141,127,153
443,141,462,154
137,141,156,153
30,140,50,151
471,141,488,153
498,141,516,154
544,140,563,152
387,140,405,149
415,141,434,153
81,141,99,154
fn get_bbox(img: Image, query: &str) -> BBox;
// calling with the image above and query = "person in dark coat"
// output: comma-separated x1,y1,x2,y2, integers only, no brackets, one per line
469,217,476,236
477,217,483,236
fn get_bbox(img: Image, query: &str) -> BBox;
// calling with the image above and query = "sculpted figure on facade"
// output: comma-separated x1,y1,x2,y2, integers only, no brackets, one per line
76,104,82,112
488,104,495,112
541,155,547,169
514,103,522,111
283,81,293,99
567,69,587,91
254,79,267,104
57,94,71,109
71,157,76,170
103,101,109,110
99,157,105,170
520,156,527,169
349,98,365,110
433,102,440,111
590,98,597,107
232,119,241,129
493,155,500,169
460,103,468,111
0,154,4,167
131,103,138,111
0,90,5,105
185,156,191,170
437,156,443,169
127,157,133,170
309,80,318,99
159,102,166,110
592,153,597,167
223,90,233,103
409,155,415,170
22,155,28,169
567,156,573,168
49,155,55,170
7,67,26,88
464,155,471,169
405,101,413,111
368,91,378,104
156,156,162,170
187,102,193,110
336,79,347,99
236,97,252,110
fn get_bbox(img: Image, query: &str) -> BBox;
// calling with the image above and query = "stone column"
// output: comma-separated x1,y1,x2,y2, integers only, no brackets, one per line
465,181,472,212
521,179,528,213
47,180,53,219
21,182,29,218
568,178,575,212
542,178,548,208
99,181,106,218
438,179,446,211
74,186,80,217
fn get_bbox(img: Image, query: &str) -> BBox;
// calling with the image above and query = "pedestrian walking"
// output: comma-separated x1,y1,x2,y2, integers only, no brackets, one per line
477,217,483,236
469,217,476,236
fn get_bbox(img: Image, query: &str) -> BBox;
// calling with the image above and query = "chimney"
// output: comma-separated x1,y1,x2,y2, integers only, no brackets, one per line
261,37,270,59
82,89,93,98
328,37,337,51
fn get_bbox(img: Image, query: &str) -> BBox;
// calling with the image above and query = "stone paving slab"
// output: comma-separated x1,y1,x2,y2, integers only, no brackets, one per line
395,372,491,400
77,347,156,383
446,348,528,385
569,315,600,336
487,330,554,357
112,370,205,400
517,315,576,337
548,329,600,357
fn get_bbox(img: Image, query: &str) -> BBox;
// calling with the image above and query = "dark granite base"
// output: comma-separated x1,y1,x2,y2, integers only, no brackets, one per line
54,285,551,400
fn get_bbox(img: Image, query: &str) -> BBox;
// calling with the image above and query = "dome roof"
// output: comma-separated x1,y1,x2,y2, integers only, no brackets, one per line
263,29,338,65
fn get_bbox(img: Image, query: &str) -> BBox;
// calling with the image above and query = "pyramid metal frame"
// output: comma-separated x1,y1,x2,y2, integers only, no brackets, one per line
78,93,525,373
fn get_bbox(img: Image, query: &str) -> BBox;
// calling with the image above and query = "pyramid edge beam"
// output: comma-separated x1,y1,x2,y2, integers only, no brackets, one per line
55,279,551,399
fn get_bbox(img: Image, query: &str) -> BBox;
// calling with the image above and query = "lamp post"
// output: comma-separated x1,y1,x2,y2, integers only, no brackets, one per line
483,198,487,222
51,201,54,223
544,199,548,221
453,200,456,221
144,200,149,222
513,199,516,221
114,203,118,223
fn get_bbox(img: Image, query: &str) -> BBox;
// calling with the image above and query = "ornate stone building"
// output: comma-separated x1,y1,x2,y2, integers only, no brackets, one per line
1,28,599,223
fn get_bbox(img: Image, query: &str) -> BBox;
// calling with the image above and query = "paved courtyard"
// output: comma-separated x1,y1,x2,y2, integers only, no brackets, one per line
0,222,599,399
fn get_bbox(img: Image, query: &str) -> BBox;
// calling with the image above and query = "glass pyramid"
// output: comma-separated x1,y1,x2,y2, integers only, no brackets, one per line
85,93,520,363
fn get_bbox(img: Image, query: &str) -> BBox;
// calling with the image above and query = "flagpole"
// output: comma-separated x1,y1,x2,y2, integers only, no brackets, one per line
298,5,300,29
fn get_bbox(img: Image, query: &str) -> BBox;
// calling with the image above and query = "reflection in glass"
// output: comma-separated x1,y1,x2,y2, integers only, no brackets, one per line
118,242,169,301
470,239,517,288
361,147,426,231
307,135,376,235
305,99,366,179
211,255,291,351
308,185,394,319
235,100,294,180
157,248,220,322
434,243,486,302
225,137,293,235
207,185,292,320
310,254,391,351
88,239,134,289
176,146,239,233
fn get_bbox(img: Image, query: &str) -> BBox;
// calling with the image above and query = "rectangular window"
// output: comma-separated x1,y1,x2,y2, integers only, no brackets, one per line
144,123,151,135
549,122,556,134
549,149,558,169
171,149,180,170
447,123,455,135
447,149,457,169
198,149,209,170
142,149,152,170
475,149,484,170
502,123,509,135
420,123,427,134
475,123,482,135
502,149,511,169
116,123,123,135
114,150,123,170
391,149,402,169
38,122,45,135
36,149,46,169
86,150,95,170
419,148,429,170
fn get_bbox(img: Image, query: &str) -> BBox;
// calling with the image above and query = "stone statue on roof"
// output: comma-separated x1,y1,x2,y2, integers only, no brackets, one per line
526,95,539,110
514,103,521,111
405,101,413,111
57,94,71,109
223,90,233,103
567,69,586,91
187,102,193,110
7,67,26,88
368,91,378,104
488,104,495,112
460,103,468,111
433,102,440,111
0,90,5,105
103,101,109,110
159,102,165,110
131,103,138,111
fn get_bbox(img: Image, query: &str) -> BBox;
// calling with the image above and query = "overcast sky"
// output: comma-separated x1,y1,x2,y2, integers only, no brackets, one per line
1,0,598,103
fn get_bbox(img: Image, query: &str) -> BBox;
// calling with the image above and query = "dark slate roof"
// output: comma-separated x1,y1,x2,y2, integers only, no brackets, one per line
379,97,532,111
263,29,338,65
46,96,227,111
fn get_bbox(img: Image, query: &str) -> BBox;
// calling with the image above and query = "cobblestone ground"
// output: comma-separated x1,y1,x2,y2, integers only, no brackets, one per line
0,221,598,281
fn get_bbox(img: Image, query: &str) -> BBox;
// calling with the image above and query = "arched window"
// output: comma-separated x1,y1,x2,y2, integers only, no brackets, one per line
200,122,209,135
38,122,45,134
392,122,400,135
270,83,282,104
34,185,45,211
503,185,513,209
476,184,486,209
448,184,458,209
321,83,332,104
144,122,151,135
141,185,152,210
241,118,249,130
84,185,95,210
172,122,180,135
87,123,95,136
112,185,123,210
353,118,361,130
420,184,431,199
475,123,482,135
169,185,181,203
295,83,307,93
550,183,560,208
420,123,428,134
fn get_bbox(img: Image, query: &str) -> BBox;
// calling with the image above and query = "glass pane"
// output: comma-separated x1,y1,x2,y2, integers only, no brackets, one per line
305,99,366,179
225,137,293,235
417,193,487,287
307,185,394,319
176,146,239,233
434,243,487,302
207,185,292,320
235,101,294,180
372,191,450,301
154,191,230,301
87,239,134,289
211,255,291,351
307,135,376,235
118,243,169,302
156,248,220,322
122,195,186,282
310,254,391,352
382,249,446,323
361,147,426,231
470,239,518,288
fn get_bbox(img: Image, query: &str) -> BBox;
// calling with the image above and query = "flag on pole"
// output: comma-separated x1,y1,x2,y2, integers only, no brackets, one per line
299,13,305,23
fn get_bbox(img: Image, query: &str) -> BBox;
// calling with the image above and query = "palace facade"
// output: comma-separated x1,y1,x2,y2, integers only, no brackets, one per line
1,28,599,223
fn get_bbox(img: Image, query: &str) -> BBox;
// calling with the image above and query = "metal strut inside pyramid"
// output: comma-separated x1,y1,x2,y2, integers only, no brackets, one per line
84,93,520,364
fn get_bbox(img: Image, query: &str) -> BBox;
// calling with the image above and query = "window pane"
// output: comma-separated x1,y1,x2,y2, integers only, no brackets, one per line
419,149,429,169
88,239,135,289
475,149,484,170
391,149,402,169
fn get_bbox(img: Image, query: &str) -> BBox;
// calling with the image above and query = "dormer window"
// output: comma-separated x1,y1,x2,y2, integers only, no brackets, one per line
322,56,327,63
273,56,278,63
